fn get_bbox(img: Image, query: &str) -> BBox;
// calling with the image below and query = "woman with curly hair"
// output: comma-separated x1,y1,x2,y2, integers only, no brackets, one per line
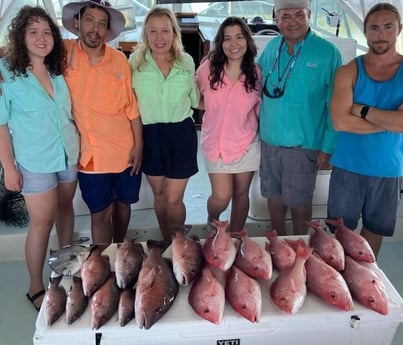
129,7,199,242
0,6,79,310
196,16,261,232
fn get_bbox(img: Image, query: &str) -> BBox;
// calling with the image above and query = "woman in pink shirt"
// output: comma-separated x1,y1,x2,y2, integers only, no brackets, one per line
196,16,261,232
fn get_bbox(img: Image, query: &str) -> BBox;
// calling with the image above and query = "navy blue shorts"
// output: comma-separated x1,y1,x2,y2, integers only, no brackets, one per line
142,117,198,179
327,167,399,236
78,167,142,213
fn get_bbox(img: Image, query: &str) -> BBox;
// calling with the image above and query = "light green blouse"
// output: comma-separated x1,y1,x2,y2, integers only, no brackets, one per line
129,50,199,125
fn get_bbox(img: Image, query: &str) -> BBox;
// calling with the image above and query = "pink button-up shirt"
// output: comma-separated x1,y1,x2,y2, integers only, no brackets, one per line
196,59,261,164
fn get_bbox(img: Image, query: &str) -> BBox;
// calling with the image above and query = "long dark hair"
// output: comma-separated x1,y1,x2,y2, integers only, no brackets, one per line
5,5,66,77
208,16,258,92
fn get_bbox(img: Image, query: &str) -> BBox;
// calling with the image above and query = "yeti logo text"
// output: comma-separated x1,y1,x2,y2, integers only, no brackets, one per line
217,340,240,345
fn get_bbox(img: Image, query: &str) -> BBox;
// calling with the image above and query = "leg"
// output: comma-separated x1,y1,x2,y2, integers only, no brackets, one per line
164,177,189,238
54,180,77,248
146,175,189,242
146,175,168,240
268,196,287,236
24,189,57,309
228,172,255,232
290,204,312,235
207,173,232,223
90,203,114,245
360,226,383,259
111,201,131,243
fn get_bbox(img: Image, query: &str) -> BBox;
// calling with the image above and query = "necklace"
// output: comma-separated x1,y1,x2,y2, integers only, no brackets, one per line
275,38,305,84
263,34,307,98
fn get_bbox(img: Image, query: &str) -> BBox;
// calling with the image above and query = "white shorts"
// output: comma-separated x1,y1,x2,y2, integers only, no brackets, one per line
203,137,261,174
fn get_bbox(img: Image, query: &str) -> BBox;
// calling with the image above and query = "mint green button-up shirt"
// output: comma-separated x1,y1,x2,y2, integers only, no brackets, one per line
0,58,79,173
129,50,199,125
258,30,342,154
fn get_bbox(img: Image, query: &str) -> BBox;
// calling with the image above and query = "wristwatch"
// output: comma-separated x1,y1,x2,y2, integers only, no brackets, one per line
360,105,370,119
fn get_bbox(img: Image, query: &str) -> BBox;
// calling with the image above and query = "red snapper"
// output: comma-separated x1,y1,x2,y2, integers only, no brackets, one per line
285,238,354,311
115,238,144,289
270,245,312,314
202,220,236,271
326,218,376,263
231,229,272,280
307,220,345,271
265,230,296,272
171,225,204,286
81,248,111,297
91,273,120,329
342,255,389,315
225,265,262,323
188,265,225,324
135,240,179,329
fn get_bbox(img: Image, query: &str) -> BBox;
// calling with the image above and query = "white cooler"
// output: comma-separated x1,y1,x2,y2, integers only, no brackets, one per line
34,237,403,345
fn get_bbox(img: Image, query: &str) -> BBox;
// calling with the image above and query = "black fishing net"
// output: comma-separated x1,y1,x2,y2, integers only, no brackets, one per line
0,166,30,228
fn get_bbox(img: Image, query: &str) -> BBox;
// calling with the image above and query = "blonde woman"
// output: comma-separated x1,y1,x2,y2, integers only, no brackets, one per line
129,7,199,242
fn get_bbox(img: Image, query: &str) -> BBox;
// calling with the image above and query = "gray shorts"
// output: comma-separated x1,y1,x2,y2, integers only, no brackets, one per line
18,164,77,195
260,143,318,208
327,167,399,237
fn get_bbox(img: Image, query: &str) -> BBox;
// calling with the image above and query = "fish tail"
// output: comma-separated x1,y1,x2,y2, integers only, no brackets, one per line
305,219,323,231
264,230,278,240
284,238,306,252
146,239,170,253
296,244,312,261
49,275,63,286
325,218,345,229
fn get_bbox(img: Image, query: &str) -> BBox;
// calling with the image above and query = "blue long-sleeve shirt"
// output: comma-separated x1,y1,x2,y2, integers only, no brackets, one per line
258,30,342,153
0,58,79,173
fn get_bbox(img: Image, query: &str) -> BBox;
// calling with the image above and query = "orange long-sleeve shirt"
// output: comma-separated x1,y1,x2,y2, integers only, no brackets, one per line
64,39,140,173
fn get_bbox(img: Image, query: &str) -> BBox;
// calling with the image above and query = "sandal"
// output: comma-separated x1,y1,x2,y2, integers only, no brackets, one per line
26,289,46,311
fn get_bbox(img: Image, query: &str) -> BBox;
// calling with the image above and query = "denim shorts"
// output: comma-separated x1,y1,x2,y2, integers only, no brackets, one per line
78,167,142,213
327,167,399,236
18,164,77,195
260,142,318,208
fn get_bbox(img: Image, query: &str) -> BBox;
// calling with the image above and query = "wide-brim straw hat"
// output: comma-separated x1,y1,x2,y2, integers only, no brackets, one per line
62,0,125,41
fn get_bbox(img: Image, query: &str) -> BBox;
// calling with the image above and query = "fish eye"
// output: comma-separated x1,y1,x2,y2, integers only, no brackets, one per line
155,307,162,314
204,308,210,313
368,296,375,304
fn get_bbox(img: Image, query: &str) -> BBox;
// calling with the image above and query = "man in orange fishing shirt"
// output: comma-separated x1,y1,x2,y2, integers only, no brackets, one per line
61,0,143,245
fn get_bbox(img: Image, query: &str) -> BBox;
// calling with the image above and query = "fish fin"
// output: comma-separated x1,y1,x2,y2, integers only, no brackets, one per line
143,268,157,287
